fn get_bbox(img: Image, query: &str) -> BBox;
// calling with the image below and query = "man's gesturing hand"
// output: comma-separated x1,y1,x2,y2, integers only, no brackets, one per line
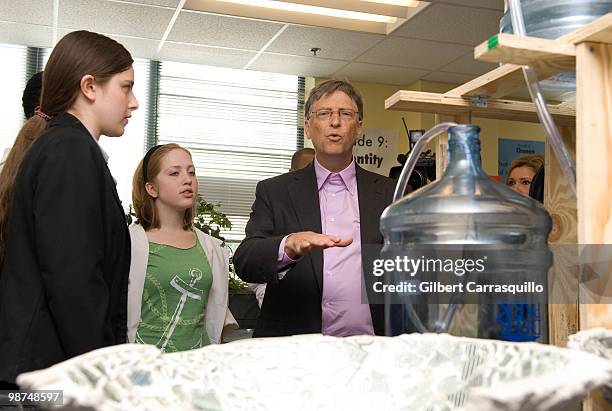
284,231,352,259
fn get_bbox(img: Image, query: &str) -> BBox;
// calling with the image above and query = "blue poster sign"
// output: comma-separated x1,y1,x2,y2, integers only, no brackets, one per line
498,138,545,183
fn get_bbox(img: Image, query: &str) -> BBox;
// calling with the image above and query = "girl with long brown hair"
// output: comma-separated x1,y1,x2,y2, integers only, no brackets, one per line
0,30,138,386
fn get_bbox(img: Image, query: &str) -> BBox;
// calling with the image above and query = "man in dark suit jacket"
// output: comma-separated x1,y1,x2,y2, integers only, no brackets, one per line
234,80,396,337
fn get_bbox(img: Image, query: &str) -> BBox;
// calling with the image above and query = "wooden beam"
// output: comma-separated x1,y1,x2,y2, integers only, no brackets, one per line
445,63,574,99
448,14,611,99
385,90,575,125
445,64,529,99
475,33,575,69
563,13,612,44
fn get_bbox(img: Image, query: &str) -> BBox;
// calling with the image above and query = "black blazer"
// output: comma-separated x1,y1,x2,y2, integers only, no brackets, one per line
234,162,396,337
0,113,130,383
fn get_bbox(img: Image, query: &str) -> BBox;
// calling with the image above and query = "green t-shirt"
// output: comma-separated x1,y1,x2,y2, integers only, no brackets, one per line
136,236,213,352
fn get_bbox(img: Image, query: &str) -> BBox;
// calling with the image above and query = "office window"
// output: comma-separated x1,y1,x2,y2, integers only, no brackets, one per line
0,44,28,157
156,62,302,241
98,58,150,210
0,43,149,210
0,43,303,232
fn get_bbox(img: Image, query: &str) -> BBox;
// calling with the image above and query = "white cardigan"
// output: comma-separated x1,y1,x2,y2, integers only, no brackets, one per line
127,224,238,344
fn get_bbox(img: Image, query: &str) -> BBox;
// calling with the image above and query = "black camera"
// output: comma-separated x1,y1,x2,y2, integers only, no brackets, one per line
389,150,436,192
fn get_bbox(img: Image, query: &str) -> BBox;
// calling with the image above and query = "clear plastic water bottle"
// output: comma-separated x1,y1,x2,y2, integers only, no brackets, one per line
381,124,552,342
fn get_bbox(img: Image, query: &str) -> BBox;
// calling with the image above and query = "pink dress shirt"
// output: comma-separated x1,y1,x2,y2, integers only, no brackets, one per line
277,159,374,336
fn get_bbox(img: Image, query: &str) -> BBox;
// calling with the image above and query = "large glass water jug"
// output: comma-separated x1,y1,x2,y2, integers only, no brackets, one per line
380,124,552,342
500,0,612,99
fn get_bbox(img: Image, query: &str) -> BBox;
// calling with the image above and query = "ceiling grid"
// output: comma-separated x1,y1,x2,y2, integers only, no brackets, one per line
0,0,504,86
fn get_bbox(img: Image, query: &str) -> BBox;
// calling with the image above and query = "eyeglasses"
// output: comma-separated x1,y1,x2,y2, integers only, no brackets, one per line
309,109,359,121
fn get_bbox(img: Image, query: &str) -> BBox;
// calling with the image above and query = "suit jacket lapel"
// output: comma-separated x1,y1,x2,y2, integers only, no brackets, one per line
356,165,387,312
287,164,324,294
103,166,124,211
356,165,384,246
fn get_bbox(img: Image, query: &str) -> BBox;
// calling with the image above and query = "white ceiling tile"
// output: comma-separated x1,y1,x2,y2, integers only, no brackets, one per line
0,0,54,26
432,0,504,11
118,0,180,7
59,0,173,40
0,22,54,48
248,53,347,78
266,25,384,60
356,37,471,71
334,63,429,86
391,3,503,46
158,42,257,68
107,35,160,60
440,52,497,75
59,29,161,60
422,71,479,85
168,11,283,50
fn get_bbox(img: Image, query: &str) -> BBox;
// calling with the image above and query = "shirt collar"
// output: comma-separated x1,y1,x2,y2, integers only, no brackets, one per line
95,138,109,163
314,157,356,195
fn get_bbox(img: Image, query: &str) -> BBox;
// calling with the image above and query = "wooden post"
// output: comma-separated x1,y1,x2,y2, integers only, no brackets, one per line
576,41,612,411
544,125,579,348
385,18,612,409
577,42,612,245
434,114,451,180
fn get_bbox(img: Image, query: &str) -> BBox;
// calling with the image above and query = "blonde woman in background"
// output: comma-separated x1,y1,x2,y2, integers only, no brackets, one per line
506,154,544,197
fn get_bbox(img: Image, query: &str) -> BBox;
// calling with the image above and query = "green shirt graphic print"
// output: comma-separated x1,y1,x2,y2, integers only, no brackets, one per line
136,236,213,352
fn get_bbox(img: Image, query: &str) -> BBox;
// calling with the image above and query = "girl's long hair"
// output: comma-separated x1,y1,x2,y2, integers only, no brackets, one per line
0,30,133,264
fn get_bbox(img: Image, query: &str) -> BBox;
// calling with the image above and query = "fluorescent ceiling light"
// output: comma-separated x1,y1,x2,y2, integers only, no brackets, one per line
214,0,398,23
361,0,419,5
185,0,431,34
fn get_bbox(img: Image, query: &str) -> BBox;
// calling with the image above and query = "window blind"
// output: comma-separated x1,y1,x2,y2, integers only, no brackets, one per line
156,61,302,242
0,44,30,156
98,58,150,210
0,43,149,210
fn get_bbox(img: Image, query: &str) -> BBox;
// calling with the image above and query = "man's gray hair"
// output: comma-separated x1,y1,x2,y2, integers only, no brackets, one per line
304,79,363,121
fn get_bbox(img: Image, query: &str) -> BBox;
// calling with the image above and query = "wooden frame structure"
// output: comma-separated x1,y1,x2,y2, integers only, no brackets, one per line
385,14,612,410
